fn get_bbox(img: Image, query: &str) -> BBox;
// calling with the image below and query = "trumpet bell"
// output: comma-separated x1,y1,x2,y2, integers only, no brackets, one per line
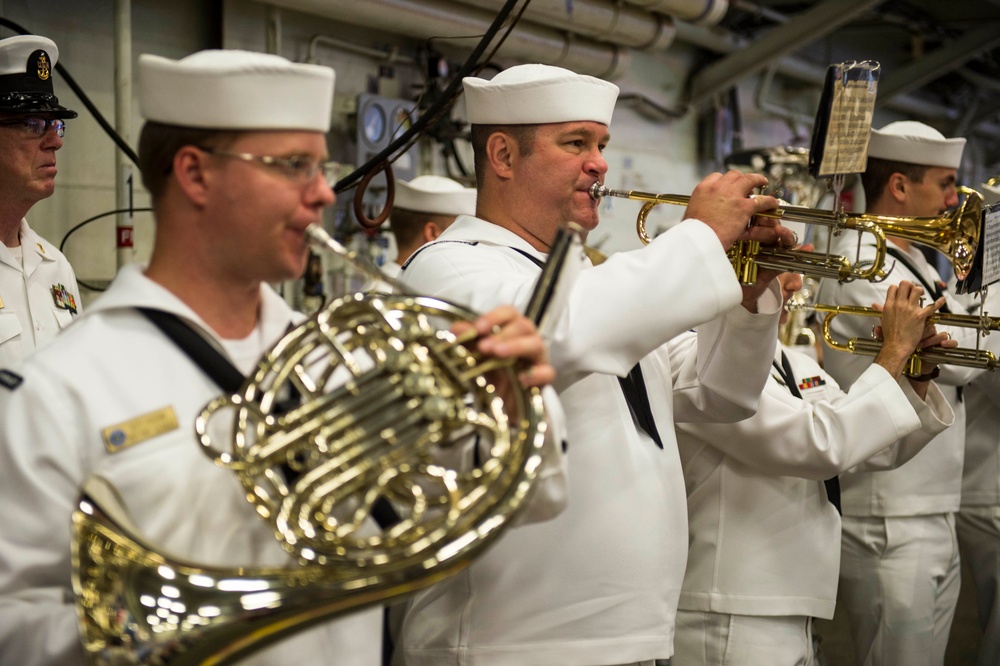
73,291,547,665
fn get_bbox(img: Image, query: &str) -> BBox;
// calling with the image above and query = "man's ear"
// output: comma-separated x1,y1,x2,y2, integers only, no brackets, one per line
887,172,908,204
423,220,446,243
485,131,515,180
172,146,213,207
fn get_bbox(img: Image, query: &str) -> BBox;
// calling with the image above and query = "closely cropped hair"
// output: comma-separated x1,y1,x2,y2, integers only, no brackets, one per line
470,124,537,186
137,122,241,201
862,157,929,205
389,207,432,250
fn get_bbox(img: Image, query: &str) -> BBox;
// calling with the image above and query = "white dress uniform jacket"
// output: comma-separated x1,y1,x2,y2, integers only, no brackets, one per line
393,215,781,665
0,265,380,666
0,218,81,367
817,239,987,516
677,344,953,620
954,287,1000,666
958,286,1000,508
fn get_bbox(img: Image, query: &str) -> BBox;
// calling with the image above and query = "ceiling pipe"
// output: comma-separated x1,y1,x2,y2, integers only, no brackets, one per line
622,0,729,26
689,0,884,108
876,23,1000,105
450,0,675,51
265,0,631,79
673,21,958,121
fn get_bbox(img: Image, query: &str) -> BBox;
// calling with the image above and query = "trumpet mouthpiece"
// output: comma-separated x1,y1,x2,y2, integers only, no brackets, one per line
589,183,609,200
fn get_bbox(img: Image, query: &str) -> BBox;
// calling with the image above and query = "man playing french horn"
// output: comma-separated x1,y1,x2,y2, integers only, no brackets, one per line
0,50,563,665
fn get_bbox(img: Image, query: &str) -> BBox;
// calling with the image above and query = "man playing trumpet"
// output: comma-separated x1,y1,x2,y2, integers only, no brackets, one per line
392,63,796,666
674,272,954,665
818,120,1000,666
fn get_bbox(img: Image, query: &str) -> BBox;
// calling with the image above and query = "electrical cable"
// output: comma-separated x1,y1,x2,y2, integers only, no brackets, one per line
59,207,153,291
333,0,528,196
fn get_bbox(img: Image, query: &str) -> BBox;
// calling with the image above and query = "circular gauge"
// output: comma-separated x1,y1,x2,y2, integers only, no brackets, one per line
362,102,387,146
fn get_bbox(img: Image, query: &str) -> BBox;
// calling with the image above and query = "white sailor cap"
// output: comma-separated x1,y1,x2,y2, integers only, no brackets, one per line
138,49,334,131
981,182,1000,206
0,35,77,118
395,175,477,216
867,121,965,169
463,63,619,126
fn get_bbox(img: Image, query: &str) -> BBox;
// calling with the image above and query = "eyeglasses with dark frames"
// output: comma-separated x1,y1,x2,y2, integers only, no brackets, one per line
0,117,66,138
198,147,340,187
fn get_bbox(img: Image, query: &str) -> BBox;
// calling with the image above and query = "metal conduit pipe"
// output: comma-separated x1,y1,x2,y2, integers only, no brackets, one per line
622,0,729,26
450,0,675,51
114,0,133,270
269,0,631,79
672,21,958,121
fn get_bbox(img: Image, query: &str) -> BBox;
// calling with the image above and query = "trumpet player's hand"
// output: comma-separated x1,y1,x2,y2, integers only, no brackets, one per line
684,171,780,250
871,280,944,381
451,305,556,388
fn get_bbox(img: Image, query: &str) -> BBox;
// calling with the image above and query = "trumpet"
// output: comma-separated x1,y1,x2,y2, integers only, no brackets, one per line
72,225,551,665
791,302,1000,376
589,183,983,286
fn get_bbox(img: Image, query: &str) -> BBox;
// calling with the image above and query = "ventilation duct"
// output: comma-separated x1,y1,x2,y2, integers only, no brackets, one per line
622,0,729,26
266,0,631,79
451,0,676,51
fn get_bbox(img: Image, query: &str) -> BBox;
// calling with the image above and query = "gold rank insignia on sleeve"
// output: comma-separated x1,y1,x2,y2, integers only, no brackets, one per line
101,406,179,454
51,283,78,314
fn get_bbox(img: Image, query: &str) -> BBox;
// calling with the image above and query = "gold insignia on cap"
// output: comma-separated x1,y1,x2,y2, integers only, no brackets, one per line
36,52,50,81
101,406,179,454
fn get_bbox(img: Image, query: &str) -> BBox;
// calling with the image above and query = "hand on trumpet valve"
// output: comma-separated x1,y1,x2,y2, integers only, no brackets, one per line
684,170,780,250
870,280,951,380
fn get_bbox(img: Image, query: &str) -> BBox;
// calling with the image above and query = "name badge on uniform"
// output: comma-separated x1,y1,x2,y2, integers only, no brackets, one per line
51,283,78,314
101,406,179,454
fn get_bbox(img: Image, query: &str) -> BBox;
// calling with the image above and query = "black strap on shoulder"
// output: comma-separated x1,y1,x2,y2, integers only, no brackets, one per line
138,307,244,393
506,247,664,449
774,351,841,513
884,247,951,314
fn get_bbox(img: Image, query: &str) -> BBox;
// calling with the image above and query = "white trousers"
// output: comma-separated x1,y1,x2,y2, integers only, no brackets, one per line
956,505,1000,666
838,513,961,666
672,610,814,666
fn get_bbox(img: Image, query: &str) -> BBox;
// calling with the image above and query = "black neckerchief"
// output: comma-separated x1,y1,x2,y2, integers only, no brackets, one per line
509,248,664,449
773,349,841,513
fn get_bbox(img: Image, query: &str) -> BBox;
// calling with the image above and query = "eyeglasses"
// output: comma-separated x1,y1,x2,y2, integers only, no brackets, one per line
199,147,340,187
0,117,66,138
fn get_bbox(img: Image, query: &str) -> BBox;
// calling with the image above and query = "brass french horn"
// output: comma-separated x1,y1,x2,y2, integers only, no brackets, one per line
72,225,550,665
